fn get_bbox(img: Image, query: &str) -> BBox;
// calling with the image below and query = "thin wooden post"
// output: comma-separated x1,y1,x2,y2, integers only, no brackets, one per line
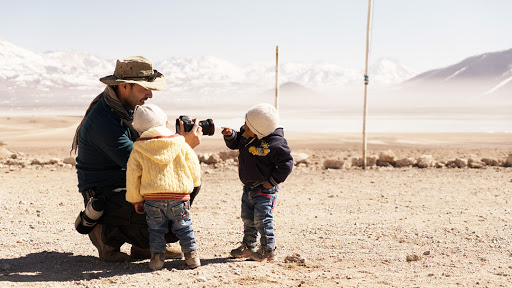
362,0,372,170
275,46,279,111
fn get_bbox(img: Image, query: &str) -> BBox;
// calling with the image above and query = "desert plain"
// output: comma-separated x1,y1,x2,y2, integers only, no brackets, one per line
0,116,511,288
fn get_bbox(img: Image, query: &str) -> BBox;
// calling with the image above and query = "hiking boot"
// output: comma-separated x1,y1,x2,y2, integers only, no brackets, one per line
149,253,165,270
230,242,256,258
184,250,201,269
88,224,129,262
101,247,131,262
130,245,150,259
88,223,104,251
250,247,275,262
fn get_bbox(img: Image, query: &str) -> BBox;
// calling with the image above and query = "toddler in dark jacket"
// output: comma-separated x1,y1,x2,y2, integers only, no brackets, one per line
222,103,293,262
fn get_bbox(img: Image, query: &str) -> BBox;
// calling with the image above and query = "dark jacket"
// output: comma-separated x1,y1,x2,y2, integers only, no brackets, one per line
224,127,293,187
76,96,135,192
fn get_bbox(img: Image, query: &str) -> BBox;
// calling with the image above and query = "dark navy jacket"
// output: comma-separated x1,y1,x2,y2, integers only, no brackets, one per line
224,127,293,187
76,96,135,192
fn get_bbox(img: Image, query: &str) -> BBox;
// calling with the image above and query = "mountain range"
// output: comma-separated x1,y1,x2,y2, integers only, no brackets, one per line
408,48,512,88
0,39,510,113
350,48,512,111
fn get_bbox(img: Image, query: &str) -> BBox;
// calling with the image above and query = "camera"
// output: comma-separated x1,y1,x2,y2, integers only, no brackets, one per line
175,115,215,136
74,196,105,234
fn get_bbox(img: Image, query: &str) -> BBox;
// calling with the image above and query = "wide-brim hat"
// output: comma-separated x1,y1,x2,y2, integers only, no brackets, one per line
99,56,167,91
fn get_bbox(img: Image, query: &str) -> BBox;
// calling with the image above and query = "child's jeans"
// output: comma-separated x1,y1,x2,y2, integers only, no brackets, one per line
144,200,197,254
241,185,278,250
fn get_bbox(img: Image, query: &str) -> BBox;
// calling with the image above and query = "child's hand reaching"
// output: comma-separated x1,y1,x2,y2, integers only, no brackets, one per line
132,202,144,214
221,127,233,136
261,180,273,189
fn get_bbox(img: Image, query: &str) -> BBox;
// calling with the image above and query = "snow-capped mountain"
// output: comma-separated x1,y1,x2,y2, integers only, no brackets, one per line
371,58,417,86
0,39,414,110
0,40,111,90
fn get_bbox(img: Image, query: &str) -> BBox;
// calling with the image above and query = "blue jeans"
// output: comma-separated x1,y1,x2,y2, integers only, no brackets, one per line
144,200,197,254
241,185,278,250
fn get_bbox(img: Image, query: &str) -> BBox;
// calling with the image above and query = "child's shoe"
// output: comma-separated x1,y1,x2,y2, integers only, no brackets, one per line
230,242,256,258
250,247,275,262
184,250,201,269
148,253,165,270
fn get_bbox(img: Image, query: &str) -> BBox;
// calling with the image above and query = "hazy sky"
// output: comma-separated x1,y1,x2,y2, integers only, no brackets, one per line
1,0,510,73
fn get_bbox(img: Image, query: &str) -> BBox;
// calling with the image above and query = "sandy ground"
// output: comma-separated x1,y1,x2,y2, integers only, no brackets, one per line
0,116,511,288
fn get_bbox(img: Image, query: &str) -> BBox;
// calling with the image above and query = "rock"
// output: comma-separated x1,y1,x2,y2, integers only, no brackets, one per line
284,253,306,265
323,159,344,169
395,158,416,168
378,150,396,165
63,157,76,165
292,152,309,165
416,155,434,168
31,159,43,165
455,158,468,168
406,254,420,262
468,158,486,169
351,158,362,167
198,153,221,164
218,150,238,161
6,159,28,167
366,156,377,167
504,154,512,167
351,156,377,168
446,161,458,168
376,160,393,167
49,158,60,164
481,158,499,166
435,162,446,169
0,147,14,159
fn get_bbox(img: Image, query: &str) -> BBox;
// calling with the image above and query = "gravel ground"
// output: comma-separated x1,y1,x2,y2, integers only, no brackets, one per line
1,163,511,287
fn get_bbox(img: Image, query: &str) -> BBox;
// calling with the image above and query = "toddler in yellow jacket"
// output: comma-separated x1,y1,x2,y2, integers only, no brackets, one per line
126,104,201,270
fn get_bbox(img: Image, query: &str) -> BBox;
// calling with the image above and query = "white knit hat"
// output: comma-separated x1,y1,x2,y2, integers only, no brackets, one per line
132,104,168,134
245,103,279,139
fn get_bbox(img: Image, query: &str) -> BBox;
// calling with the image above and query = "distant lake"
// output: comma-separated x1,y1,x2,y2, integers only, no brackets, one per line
1,107,510,133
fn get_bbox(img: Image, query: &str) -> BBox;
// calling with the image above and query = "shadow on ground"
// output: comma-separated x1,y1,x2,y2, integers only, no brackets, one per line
0,251,236,283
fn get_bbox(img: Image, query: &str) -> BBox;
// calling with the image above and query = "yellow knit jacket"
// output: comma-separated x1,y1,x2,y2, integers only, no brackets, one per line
126,126,201,203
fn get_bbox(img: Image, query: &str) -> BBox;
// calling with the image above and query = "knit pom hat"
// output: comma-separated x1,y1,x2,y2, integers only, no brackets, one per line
132,104,168,134
245,103,279,139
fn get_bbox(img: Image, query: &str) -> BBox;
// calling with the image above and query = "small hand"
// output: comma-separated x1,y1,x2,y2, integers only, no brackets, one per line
221,127,233,136
133,202,145,214
261,180,273,189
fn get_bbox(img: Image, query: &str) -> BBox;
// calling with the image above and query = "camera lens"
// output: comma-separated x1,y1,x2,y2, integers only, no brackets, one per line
199,119,215,136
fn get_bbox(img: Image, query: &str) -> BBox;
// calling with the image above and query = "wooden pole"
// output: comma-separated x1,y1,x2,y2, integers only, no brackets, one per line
362,0,372,170
275,46,279,111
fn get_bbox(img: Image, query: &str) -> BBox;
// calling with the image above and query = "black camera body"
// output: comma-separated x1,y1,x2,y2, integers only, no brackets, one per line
175,115,215,136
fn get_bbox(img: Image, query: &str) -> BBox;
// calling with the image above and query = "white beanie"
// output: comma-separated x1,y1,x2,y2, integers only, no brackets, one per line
245,103,279,139
132,104,168,134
